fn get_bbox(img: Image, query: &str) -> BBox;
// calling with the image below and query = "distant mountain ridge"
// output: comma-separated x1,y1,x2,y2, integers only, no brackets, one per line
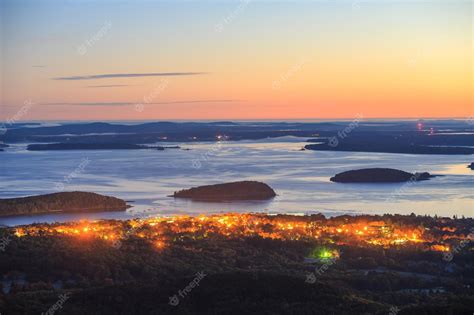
1,121,472,155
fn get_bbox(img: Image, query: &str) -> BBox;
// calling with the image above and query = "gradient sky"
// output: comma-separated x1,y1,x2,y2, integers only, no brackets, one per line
0,0,472,120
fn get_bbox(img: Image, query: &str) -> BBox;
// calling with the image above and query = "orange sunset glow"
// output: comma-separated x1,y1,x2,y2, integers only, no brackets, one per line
1,0,472,120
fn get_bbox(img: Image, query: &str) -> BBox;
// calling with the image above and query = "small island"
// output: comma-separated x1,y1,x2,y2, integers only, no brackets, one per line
0,192,128,216
330,168,433,183
468,163,474,170
27,143,165,151
173,181,276,201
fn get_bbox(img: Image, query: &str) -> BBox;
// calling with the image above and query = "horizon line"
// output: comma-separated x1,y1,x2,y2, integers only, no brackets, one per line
1,116,472,123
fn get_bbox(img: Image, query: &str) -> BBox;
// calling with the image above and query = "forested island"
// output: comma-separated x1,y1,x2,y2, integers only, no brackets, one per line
330,168,433,183
173,181,277,201
0,192,128,216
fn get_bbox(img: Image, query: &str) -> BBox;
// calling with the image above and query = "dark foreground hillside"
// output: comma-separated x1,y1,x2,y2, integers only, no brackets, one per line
0,214,473,314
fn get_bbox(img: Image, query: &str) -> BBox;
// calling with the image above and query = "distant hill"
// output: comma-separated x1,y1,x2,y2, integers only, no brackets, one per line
2,121,473,154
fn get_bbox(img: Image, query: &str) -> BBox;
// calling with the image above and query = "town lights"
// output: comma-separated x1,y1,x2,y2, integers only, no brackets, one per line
11,213,464,253
216,135,229,141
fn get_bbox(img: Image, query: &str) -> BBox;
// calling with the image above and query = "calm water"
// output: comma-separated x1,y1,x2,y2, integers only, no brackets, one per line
0,137,472,226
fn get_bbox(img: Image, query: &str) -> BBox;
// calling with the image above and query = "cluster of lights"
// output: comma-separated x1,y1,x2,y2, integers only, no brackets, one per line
216,134,229,141
416,121,435,135
12,214,459,252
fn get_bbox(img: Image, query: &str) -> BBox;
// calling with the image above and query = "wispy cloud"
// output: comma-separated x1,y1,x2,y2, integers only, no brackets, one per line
42,100,238,106
32,65,47,68
52,72,208,81
43,102,132,106
85,85,136,88
149,100,238,106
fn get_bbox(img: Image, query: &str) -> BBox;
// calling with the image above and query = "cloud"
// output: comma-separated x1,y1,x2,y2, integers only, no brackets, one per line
32,65,47,68
52,72,208,80
43,102,132,106
42,100,239,106
149,100,238,106
85,85,136,88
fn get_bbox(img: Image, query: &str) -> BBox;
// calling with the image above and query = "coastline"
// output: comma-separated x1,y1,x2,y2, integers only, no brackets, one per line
1,141,472,220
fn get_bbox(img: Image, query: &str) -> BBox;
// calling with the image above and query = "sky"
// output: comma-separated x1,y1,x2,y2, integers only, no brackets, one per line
0,0,472,120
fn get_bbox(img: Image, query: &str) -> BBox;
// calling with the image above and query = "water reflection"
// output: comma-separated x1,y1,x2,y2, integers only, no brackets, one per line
0,137,472,226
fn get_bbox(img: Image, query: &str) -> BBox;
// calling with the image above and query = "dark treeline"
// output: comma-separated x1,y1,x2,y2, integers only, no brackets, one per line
0,220,472,314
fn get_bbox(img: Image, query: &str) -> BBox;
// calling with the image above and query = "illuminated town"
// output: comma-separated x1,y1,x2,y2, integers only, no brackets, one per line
13,213,471,254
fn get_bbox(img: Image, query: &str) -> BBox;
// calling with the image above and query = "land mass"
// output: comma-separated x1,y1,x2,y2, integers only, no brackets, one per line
305,141,474,155
1,213,472,314
27,143,165,151
468,162,474,170
0,192,128,216
2,121,473,156
330,168,434,183
173,181,277,201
